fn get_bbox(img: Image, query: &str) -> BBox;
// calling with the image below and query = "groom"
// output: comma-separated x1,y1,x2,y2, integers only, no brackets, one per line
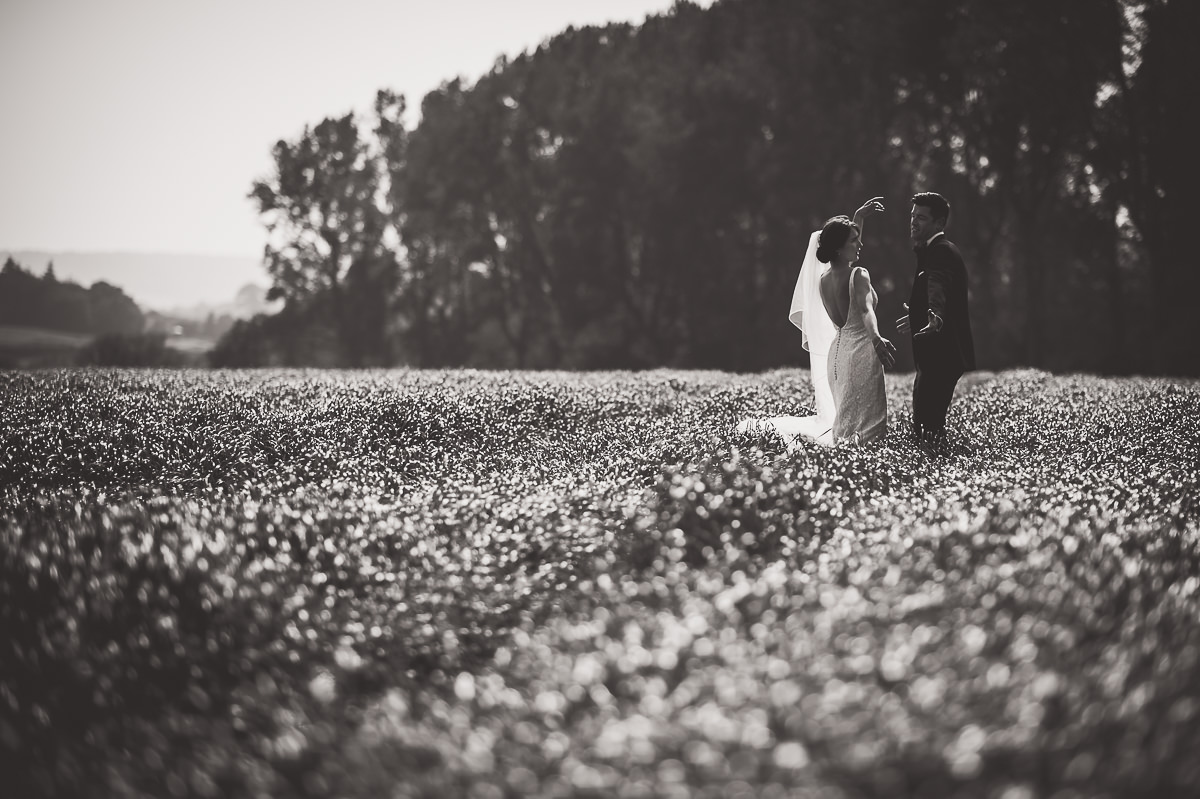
896,192,975,443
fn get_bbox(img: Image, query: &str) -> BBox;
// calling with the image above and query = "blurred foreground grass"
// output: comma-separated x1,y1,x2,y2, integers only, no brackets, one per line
2,368,1198,798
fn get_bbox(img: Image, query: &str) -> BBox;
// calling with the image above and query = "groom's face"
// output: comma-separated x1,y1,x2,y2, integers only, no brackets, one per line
910,204,944,244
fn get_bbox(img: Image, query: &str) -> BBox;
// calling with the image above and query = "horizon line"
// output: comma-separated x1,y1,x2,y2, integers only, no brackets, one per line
3,247,264,261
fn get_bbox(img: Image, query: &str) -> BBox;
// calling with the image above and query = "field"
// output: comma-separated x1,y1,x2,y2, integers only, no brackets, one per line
0,325,214,368
2,367,1199,799
0,325,93,368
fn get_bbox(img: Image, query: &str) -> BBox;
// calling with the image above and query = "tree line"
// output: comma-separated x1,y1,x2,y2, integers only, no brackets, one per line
1,257,143,337
214,0,1198,376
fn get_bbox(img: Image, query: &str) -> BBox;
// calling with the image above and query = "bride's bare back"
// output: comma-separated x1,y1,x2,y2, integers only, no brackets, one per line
819,266,852,329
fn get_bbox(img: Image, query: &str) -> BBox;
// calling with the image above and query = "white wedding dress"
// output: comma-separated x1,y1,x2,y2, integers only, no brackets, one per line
737,231,886,450
828,266,887,445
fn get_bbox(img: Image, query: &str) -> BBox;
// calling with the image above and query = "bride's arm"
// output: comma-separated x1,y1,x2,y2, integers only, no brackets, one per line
852,196,885,238
853,269,896,368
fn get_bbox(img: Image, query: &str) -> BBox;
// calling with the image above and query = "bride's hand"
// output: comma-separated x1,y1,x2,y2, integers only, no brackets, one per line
873,337,897,369
853,196,885,224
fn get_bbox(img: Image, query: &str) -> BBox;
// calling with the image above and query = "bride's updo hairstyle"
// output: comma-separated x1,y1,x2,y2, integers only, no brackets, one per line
816,215,856,264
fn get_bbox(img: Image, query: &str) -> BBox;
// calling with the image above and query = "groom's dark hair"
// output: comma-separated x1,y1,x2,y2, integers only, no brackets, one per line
912,192,950,225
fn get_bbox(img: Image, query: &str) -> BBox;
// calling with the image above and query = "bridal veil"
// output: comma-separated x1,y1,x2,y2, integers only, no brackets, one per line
788,230,836,431
736,230,837,448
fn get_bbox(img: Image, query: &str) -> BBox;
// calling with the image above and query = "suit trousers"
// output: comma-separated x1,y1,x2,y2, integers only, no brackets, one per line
912,366,962,438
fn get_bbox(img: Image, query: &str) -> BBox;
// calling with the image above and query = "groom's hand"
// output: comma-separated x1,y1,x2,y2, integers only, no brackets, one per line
896,302,911,336
914,310,944,338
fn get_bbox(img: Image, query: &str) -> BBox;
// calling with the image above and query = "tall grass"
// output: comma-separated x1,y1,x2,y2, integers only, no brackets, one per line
2,368,1198,798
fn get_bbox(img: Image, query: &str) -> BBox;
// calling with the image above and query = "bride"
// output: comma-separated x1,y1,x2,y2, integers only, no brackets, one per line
738,197,896,449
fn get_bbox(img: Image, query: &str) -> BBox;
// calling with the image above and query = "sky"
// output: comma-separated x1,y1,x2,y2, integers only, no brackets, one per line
0,0,711,267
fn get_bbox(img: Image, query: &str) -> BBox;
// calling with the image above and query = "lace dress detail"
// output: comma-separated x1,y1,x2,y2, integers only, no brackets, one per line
829,267,887,445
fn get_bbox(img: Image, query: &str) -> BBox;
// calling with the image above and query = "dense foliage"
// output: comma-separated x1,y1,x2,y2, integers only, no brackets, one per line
234,0,1197,375
74,332,195,368
2,368,1198,798
0,257,143,338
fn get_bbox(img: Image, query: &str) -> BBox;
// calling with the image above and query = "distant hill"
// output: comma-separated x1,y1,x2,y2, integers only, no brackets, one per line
0,250,268,313
144,283,278,342
159,282,278,321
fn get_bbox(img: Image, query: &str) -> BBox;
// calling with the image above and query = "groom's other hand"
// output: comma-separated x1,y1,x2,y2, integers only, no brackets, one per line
896,302,912,336
914,310,943,338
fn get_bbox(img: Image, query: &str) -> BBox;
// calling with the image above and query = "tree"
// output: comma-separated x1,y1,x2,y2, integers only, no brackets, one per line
378,84,485,366
87,281,144,335
1089,0,1200,375
881,0,1129,371
249,112,396,365
230,0,1191,374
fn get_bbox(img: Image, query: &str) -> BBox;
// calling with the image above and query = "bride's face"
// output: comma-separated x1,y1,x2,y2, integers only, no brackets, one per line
837,227,862,265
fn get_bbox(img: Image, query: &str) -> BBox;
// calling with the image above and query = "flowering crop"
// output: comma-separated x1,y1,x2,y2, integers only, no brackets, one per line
1,368,1198,798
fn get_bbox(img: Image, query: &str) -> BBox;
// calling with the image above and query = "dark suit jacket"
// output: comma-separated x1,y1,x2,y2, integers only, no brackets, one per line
909,235,976,374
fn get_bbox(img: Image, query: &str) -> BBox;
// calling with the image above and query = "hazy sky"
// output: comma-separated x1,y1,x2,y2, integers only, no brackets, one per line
1,0,711,258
